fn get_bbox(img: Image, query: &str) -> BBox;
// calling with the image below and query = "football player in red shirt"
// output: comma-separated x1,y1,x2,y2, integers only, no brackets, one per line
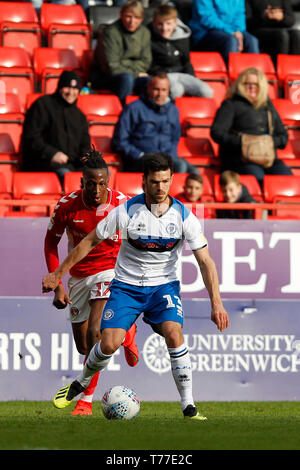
44,148,138,415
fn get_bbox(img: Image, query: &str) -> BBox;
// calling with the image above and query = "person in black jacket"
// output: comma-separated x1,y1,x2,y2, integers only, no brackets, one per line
22,70,91,183
216,170,257,219
246,0,300,65
210,67,293,187
148,4,213,99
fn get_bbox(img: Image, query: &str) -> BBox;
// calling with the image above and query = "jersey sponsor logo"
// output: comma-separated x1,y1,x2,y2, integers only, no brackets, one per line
73,219,84,223
103,309,114,320
128,236,180,252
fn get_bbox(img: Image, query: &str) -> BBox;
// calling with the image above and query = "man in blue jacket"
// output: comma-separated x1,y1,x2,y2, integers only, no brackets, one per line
189,0,259,64
112,72,199,173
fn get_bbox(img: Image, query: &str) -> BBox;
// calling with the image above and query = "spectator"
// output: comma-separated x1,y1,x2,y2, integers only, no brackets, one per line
21,71,91,184
148,4,213,100
246,0,300,66
189,0,260,64
216,170,258,219
174,173,212,218
90,0,152,106
210,67,292,187
112,72,199,174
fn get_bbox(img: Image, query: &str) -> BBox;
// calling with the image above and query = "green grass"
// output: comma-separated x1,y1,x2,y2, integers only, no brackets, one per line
0,401,300,450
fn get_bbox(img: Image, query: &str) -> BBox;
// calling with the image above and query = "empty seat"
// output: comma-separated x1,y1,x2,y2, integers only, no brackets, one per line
33,47,81,93
263,174,300,219
0,93,24,155
272,98,300,165
63,171,83,194
13,171,62,215
175,96,217,139
214,174,263,202
0,170,11,216
89,6,121,37
114,172,143,197
40,4,92,62
276,54,300,100
177,136,219,167
190,51,229,105
228,52,278,99
0,153,20,192
0,47,34,112
78,94,122,137
0,2,41,58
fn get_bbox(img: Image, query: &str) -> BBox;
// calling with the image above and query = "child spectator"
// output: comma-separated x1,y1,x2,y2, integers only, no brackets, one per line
149,4,213,100
175,173,212,218
217,170,258,219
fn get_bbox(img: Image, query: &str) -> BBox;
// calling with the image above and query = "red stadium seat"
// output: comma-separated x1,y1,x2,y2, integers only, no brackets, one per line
0,93,22,114
276,54,300,100
177,136,219,168
63,171,83,194
214,174,263,202
263,174,300,219
0,2,41,58
114,172,143,197
25,93,43,111
272,98,300,165
77,94,122,136
0,47,34,112
228,52,278,99
0,113,24,154
190,51,229,105
0,170,12,216
33,47,81,94
0,153,20,192
12,171,62,215
175,96,217,135
40,4,92,62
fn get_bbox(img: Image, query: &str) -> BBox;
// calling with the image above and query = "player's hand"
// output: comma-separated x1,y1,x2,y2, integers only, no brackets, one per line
52,284,71,309
42,272,60,293
211,308,229,332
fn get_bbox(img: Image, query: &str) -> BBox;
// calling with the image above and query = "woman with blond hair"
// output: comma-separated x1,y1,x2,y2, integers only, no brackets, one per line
211,67,292,186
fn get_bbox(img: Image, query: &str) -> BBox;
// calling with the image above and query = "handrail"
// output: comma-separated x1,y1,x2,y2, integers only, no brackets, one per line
1,199,300,219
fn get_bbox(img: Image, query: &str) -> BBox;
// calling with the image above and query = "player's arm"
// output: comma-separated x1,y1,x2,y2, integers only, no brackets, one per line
44,230,71,309
42,228,103,293
193,246,229,332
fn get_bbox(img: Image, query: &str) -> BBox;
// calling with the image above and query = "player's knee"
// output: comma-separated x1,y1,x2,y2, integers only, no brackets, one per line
100,337,120,356
164,327,183,348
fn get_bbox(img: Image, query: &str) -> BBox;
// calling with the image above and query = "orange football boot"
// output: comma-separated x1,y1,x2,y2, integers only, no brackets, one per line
122,323,139,367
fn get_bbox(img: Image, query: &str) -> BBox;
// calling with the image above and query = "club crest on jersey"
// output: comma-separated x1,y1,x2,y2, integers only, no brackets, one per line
166,223,177,236
103,309,114,320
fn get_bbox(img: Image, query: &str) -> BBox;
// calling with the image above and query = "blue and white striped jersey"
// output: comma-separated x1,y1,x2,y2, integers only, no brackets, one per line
96,193,207,286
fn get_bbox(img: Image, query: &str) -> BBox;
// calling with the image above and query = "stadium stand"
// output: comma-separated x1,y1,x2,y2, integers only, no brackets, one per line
77,93,122,138
276,54,300,100
114,171,143,197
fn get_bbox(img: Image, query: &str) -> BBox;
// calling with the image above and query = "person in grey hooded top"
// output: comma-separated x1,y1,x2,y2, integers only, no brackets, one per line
148,4,213,100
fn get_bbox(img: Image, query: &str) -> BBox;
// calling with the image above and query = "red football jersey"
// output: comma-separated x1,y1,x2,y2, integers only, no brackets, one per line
44,188,128,278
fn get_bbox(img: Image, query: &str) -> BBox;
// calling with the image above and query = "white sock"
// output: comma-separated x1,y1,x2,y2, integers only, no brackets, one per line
168,343,195,411
76,342,112,389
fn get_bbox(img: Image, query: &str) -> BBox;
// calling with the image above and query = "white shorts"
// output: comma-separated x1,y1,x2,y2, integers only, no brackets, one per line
67,269,115,323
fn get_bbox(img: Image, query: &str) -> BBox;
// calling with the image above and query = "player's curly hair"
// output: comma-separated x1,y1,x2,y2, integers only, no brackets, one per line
80,146,108,173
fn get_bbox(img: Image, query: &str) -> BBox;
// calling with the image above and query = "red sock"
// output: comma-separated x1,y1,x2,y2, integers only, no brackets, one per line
82,357,100,398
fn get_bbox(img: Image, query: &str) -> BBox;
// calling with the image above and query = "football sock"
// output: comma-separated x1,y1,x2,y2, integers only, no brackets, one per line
168,343,195,411
78,358,100,403
76,342,112,389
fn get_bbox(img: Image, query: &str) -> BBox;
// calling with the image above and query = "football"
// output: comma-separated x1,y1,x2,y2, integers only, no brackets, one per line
101,385,140,420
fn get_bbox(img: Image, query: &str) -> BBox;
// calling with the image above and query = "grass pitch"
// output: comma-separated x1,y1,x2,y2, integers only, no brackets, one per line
0,401,299,451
